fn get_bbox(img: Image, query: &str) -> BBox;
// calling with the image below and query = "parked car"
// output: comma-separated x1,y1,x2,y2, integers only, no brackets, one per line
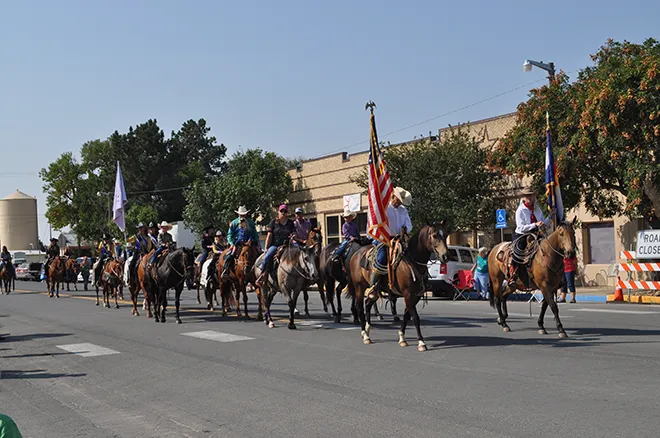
16,262,42,281
427,245,479,298
76,257,94,283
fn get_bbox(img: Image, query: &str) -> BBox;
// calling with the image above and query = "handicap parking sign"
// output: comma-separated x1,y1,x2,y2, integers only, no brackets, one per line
496,209,507,229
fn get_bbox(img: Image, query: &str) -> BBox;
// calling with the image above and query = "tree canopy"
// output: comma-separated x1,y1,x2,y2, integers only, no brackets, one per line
490,38,660,228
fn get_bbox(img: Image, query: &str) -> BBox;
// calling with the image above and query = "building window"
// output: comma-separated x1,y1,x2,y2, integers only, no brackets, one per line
326,215,339,244
309,217,318,229
587,222,615,264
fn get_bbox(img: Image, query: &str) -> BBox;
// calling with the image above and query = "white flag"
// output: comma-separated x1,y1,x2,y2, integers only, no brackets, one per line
112,161,128,232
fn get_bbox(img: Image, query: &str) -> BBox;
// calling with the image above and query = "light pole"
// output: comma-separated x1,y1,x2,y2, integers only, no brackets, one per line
523,59,556,84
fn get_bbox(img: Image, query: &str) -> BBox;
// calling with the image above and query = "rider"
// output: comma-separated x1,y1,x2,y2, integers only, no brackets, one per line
198,225,215,267
208,230,229,282
94,233,114,286
148,221,173,269
43,238,60,280
293,207,312,244
332,209,360,263
222,206,260,280
129,222,153,277
255,204,298,286
365,187,413,299
0,246,15,280
63,245,73,258
503,186,552,291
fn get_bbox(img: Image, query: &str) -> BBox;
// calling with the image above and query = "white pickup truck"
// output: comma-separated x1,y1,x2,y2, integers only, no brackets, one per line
427,245,479,298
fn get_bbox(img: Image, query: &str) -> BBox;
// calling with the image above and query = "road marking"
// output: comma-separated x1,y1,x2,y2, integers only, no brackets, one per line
568,308,660,315
56,343,121,357
181,330,255,343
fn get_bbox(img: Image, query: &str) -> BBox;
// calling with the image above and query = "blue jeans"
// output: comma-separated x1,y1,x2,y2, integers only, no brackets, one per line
474,272,489,296
335,240,351,258
150,246,165,263
198,248,209,265
261,245,279,271
371,239,387,266
561,271,576,293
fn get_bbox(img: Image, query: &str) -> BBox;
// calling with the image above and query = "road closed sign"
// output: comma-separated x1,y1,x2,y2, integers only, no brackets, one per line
635,229,660,259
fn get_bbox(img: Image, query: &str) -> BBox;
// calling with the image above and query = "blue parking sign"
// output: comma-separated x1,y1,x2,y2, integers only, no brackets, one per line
496,209,507,229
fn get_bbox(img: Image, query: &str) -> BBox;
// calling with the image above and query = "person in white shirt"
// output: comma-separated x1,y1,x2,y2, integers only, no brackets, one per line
365,186,412,298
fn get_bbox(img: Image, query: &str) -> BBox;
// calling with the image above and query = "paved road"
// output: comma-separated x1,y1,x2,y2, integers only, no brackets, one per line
2,280,660,437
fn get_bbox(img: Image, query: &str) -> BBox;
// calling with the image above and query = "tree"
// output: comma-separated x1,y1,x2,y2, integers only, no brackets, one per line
183,148,293,232
490,38,660,228
351,128,504,233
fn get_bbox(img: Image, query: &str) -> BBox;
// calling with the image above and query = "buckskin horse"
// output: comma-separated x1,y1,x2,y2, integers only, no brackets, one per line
488,218,577,337
46,256,66,298
64,258,80,291
97,258,124,309
216,240,260,318
347,222,449,351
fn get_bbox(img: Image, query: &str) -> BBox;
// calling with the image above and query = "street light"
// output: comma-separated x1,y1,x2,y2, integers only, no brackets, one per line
523,59,556,84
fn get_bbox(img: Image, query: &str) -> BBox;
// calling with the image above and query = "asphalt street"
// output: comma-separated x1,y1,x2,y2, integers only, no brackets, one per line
2,280,660,437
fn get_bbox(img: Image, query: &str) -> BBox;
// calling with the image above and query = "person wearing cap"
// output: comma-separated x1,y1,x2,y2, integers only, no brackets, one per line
43,237,61,281
504,186,553,290
228,206,259,247
255,204,297,286
198,225,215,266
332,209,360,263
293,207,312,243
222,215,253,280
365,187,413,298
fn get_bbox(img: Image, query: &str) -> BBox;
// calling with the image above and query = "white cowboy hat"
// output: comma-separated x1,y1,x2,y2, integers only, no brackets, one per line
235,206,250,215
342,209,357,218
393,187,412,207
158,221,171,229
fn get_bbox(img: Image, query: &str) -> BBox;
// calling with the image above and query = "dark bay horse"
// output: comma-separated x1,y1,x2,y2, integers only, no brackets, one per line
149,248,195,324
46,256,66,298
97,259,124,309
347,222,449,351
65,258,80,291
488,218,577,337
0,263,15,294
298,228,326,316
217,240,260,318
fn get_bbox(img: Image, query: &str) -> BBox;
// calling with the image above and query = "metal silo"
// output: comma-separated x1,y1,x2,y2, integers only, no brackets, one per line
0,190,39,251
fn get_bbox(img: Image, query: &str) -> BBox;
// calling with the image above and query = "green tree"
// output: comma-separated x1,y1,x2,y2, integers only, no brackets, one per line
490,38,660,228
183,148,293,232
351,128,504,232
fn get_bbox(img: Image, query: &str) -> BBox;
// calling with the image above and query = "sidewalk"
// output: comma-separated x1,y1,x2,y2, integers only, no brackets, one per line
441,285,614,303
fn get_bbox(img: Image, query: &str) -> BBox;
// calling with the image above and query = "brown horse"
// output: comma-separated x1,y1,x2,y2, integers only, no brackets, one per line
298,228,326,316
97,258,124,309
46,256,66,298
488,218,577,337
347,222,449,351
0,263,15,294
65,258,80,291
216,240,261,318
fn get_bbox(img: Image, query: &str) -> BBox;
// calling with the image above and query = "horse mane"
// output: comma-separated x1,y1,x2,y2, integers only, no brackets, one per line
280,244,307,263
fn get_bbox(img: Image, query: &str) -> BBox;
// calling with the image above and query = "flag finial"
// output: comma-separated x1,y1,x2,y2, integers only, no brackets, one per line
546,111,550,130
365,101,376,114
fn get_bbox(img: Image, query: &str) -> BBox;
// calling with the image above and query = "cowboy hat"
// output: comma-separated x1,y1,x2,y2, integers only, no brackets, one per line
50,237,58,242
342,209,357,218
215,230,225,237
393,187,412,207
235,206,250,215
149,222,155,228
137,222,145,228
202,225,214,232
158,221,171,229
519,186,536,196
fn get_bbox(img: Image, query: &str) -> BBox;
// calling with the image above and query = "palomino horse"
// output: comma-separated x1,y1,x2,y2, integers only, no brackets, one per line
298,228,326,316
65,258,80,291
46,256,67,298
0,263,15,294
254,241,319,329
347,222,449,351
488,218,577,337
97,259,124,309
216,240,261,318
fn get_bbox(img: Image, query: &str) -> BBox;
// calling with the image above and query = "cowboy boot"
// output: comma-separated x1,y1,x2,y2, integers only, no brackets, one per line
364,271,381,301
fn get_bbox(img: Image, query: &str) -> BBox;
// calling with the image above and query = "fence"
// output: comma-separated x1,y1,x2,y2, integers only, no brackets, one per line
618,251,660,300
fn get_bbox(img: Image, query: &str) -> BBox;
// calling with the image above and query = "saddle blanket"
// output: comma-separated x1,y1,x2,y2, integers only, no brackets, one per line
123,255,134,286
199,259,214,288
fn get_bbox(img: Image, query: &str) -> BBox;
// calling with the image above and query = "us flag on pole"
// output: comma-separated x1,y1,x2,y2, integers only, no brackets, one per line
366,104,393,244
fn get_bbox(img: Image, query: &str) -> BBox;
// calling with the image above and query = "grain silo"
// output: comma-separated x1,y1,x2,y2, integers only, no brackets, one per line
0,190,39,251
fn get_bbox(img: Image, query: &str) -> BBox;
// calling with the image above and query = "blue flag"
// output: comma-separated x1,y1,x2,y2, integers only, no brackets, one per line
545,113,564,223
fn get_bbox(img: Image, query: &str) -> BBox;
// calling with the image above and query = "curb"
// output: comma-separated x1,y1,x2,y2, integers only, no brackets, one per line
606,294,660,304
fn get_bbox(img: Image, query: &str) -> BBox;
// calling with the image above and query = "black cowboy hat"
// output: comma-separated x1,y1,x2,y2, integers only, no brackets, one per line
50,237,58,242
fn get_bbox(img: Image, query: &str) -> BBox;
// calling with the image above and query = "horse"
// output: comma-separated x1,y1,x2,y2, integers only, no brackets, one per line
216,240,261,318
46,256,66,298
488,218,577,337
64,258,80,291
347,222,449,351
0,263,15,294
97,258,124,309
298,228,326,317
254,241,320,329
195,255,220,308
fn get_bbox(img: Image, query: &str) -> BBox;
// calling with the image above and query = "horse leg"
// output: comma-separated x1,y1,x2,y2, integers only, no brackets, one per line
241,282,249,318
545,291,567,338
502,297,509,321
130,284,139,316
288,289,299,330
494,295,510,332
114,286,119,309
405,292,427,352
325,277,338,322
355,287,371,344
391,298,401,322
318,281,328,314
255,286,264,321
365,297,376,342
160,287,167,323
374,301,383,321
196,275,202,304
351,291,359,325
303,290,310,316
235,282,243,318
265,287,276,328
175,286,183,324
537,300,549,335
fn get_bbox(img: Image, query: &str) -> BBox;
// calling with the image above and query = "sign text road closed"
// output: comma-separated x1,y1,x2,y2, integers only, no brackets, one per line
636,230,660,259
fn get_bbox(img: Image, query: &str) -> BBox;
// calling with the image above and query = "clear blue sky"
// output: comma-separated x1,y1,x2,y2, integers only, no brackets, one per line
1,0,658,241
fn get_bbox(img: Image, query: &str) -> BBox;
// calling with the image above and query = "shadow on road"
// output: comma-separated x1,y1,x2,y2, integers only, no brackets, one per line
569,327,660,337
0,369,86,380
3,333,71,342
427,333,658,350
2,351,72,359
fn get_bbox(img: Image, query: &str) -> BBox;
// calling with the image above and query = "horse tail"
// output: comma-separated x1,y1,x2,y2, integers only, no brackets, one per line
488,277,495,309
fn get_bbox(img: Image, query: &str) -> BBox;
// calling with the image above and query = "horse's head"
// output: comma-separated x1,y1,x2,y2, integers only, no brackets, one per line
556,217,577,258
422,219,450,264
307,227,323,255
181,247,196,278
298,245,320,283
239,240,260,271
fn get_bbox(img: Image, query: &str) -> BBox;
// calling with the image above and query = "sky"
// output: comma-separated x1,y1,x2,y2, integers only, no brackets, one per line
1,0,658,242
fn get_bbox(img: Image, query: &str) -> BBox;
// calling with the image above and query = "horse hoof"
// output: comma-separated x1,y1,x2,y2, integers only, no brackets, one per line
56,294,59,298
288,323,297,330
558,332,568,339
363,338,372,345
393,316,401,322
176,319,182,324
294,309,300,316
196,300,201,305
418,344,428,352
115,305,119,309
333,316,341,324
268,321,275,329
399,341,408,347
377,315,384,321
95,302,99,306
161,319,166,323
538,329,548,335
503,326,511,332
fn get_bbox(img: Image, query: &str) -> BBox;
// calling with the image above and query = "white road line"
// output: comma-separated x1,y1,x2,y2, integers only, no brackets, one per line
56,343,120,357
568,308,660,315
181,330,255,343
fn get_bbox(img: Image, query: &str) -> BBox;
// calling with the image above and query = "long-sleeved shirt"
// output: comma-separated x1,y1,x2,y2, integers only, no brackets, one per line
386,205,413,235
342,222,360,241
294,218,312,241
134,233,153,254
515,200,551,234
227,217,259,245
158,231,174,246
46,244,60,258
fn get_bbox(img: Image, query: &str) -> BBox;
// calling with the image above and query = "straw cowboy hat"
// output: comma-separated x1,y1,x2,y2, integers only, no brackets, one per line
235,206,250,215
157,221,172,230
519,186,537,196
393,187,412,207
342,209,357,218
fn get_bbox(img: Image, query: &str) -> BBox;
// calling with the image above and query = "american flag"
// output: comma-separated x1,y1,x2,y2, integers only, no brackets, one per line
366,109,393,243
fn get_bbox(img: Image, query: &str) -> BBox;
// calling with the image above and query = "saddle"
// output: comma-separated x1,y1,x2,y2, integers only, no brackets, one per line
496,235,538,267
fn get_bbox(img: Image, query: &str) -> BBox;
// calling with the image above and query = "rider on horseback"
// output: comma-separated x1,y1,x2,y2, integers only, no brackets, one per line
63,245,73,258
129,222,152,278
503,186,552,291
198,225,215,267
331,209,360,264
221,218,250,280
94,233,114,286
209,230,228,282
365,187,412,300
255,204,299,286
293,207,312,243
43,238,60,280
147,221,173,270
0,246,15,280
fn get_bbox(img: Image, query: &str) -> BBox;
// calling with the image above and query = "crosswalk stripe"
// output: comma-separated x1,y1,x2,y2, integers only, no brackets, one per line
181,330,255,342
56,343,120,357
